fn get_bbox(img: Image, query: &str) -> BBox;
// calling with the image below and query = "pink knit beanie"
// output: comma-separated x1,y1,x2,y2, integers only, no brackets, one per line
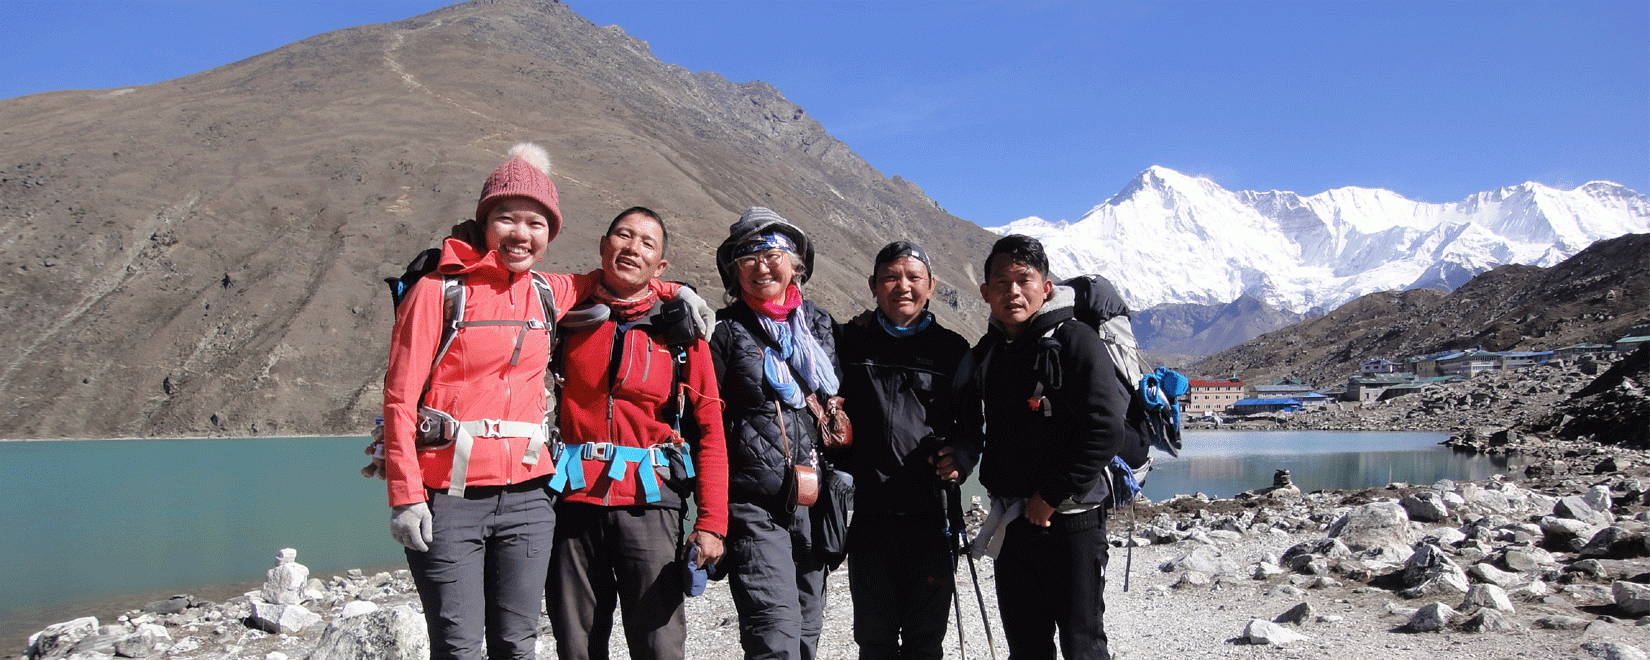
475,142,563,242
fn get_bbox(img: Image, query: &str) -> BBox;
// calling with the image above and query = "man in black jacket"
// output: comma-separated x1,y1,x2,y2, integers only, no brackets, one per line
940,235,1127,660
839,241,970,660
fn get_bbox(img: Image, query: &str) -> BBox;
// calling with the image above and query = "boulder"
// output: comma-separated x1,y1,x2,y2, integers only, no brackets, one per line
1581,641,1650,660
248,602,323,635
1468,563,1521,588
1461,584,1515,613
1541,515,1604,549
1580,527,1650,559
1400,491,1450,522
1401,544,1469,599
308,605,430,660
112,623,170,658
1172,571,1211,589
1556,496,1613,527
1613,580,1650,615
1421,527,1467,546
1585,484,1616,512
1250,562,1287,580
1534,615,1590,630
26,617,98,660
1357,544,1414,564
1327,502,1415,551
339,601,380,618
1460,608,1518,633
139,596,192,616
1158,544,1238,575
1241,619,1309,645
1273,602,1315,625
67,624,123,656
1500,545,1555,572
1280,538,1351,564
1406,602,1457,632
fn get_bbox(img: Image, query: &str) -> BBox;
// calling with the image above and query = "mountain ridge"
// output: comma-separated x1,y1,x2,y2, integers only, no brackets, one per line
994,166,1649,314
1187,232,1650,386
0,0,996,439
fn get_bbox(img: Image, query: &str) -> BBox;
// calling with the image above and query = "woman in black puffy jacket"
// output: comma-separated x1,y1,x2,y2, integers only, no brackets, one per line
708,207,841,660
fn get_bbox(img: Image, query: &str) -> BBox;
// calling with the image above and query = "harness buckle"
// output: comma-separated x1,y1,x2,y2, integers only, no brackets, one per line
583,442,614,461
482,419,503,437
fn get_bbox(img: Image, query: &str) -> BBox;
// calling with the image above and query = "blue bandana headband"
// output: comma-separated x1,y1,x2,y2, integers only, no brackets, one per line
733,231,796,259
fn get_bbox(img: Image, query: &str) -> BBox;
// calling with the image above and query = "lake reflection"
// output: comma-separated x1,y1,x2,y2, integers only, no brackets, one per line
1144,430,1520,500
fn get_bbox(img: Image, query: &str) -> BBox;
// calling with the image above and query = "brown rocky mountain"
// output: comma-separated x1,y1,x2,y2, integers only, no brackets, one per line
1188,232,1650,387
0,0,998,439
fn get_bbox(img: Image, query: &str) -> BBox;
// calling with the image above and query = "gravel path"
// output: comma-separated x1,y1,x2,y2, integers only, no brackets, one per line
666,521,1650,660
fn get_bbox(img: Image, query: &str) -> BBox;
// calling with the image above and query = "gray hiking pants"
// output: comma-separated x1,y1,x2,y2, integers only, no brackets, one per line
406,479,556,660
547,502,687,660
726,501,828,660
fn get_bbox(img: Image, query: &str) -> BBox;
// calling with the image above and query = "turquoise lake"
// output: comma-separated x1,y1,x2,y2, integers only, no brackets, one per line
0,431,1516,644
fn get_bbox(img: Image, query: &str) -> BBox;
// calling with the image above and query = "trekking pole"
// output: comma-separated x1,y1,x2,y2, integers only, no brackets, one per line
941,487,968,659
951,485,999,660
1122,502,1135,592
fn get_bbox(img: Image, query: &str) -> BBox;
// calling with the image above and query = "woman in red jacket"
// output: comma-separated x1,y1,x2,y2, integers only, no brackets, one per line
381,144,687,660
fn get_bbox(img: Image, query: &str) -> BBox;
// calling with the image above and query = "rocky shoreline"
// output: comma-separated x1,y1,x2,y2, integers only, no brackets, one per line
22,350,1650,660
20,440,1650,660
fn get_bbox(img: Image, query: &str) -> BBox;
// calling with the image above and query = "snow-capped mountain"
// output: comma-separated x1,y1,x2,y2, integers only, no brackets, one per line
991,166,1650,314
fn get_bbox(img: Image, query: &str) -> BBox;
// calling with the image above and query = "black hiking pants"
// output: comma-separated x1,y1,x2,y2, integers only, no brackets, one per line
547,502,687,660
993,508,1108,660
847,510,954,660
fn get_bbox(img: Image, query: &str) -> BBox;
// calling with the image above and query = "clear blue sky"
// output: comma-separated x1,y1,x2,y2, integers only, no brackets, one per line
2,0,1645,227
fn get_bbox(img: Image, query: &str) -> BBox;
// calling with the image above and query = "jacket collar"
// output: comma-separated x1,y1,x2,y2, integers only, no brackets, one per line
436,237,517,281
985,283,1075,343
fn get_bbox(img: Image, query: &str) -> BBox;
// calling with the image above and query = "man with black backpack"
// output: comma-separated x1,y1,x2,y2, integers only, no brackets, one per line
940,234,1129,660
545,207,729,660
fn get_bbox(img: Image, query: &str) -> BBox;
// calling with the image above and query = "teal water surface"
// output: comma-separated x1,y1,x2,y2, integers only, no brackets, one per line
1,437,398,640
2,431,1518,643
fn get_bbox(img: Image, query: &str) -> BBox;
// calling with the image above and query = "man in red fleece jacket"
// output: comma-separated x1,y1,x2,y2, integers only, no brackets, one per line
546,207,729,660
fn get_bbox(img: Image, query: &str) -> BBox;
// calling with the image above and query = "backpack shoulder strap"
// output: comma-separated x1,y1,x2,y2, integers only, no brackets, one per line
530,271,560,358
432,275,466,373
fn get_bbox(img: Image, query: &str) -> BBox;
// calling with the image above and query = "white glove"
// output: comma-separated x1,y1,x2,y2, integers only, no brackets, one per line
674,285,716,340
390,502,433,552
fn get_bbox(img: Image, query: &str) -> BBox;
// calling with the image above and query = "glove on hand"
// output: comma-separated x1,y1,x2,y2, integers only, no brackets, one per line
673,285,715,340
390,502,434,552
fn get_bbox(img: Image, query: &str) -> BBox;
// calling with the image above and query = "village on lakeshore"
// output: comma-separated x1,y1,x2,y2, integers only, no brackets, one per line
1181,323,1650,419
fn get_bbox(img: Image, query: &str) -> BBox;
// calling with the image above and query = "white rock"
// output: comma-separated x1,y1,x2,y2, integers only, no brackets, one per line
339,601,381,618
1242,619,1309,645
248,602,323,635
112,623,170,658
26,617,99,660
308,605,430,660
1328,501,1415,551
1582,641,1650,660
1407,602,1457,632
1586,485,1616,512
1461,584,1515,613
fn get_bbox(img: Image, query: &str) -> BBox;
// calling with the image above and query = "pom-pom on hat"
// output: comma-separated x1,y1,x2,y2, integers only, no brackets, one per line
715,207,814,292
476,142,562,242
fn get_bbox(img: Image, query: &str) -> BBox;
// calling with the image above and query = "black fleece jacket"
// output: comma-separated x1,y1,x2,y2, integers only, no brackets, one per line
838,311,970,517
953,290,1129,507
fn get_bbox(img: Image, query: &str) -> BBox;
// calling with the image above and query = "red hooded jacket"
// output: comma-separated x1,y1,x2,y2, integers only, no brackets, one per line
382,239,676,507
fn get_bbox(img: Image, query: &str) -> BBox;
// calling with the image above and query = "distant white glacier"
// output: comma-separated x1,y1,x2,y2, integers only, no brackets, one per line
990,166,1650,313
